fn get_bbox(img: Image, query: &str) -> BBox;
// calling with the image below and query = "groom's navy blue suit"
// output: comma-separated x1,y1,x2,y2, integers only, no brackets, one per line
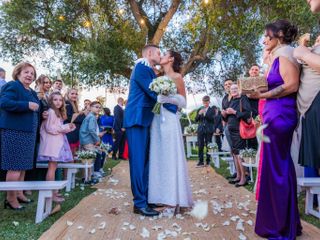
124,61,177,208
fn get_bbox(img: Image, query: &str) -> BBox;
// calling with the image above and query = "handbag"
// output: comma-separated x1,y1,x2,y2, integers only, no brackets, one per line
239,98,256,139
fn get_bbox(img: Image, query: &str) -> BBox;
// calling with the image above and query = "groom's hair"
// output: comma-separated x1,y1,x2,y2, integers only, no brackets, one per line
142,44,159,55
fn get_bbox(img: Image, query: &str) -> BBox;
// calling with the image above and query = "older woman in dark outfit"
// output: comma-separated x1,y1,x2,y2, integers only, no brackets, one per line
222,84,251,187
0,62,40,210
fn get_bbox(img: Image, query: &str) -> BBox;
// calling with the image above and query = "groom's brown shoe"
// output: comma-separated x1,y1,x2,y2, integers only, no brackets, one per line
133,206,160,216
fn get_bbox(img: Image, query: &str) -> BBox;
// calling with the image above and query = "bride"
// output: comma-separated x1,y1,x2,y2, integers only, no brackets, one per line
148,50,193,213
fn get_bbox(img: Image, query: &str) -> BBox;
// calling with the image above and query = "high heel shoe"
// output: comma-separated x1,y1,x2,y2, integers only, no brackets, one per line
235,181,248,188
17,197,34,204
4,200,25,210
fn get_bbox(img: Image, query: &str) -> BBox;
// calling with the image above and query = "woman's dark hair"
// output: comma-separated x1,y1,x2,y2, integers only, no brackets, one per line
168,50,183,73
265,19,298,44
103,107,111,116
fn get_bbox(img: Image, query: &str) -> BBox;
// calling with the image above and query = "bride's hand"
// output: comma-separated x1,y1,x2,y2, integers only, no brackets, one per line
157,95,168,104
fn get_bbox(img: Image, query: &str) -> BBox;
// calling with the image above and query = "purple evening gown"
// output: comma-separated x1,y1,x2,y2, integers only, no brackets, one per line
255,58,302,240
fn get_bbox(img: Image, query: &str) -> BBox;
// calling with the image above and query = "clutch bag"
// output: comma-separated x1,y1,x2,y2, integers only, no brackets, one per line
238,76,268,94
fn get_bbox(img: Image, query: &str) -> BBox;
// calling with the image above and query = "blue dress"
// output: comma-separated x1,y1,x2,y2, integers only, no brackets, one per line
99,115,114,149
1,90,38,171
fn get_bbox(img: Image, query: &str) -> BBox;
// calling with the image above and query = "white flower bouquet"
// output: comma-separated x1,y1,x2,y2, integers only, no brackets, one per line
76,150,96,164
207,142,219,153
239,148,257,164
149,76,177,114
184,124,198,135
100,142,112,152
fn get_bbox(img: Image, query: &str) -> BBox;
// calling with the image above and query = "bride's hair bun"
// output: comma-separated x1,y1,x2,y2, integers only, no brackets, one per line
168,50,183,73
265,19,298,44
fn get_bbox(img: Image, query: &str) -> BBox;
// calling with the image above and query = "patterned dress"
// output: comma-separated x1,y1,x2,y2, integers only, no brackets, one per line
1,91,38,171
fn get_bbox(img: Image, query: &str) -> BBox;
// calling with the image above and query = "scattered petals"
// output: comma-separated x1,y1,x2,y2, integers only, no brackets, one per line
223,221,230,226
189,200,208,220
98,221,106,230
93,214,102,218
12,221,19,227
77,226,84,230
66,221,73,226
140,227,150,238
239,232,247,240
89,229,96,234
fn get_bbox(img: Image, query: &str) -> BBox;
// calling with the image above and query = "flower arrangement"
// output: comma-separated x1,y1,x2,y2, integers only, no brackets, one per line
100,142,112,152
207,142,219,153
184,124,198,135
76,150,96,164
239,148,257,164
149,76,177,114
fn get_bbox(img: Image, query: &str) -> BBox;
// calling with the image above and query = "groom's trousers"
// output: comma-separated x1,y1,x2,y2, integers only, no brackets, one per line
126,126,150,208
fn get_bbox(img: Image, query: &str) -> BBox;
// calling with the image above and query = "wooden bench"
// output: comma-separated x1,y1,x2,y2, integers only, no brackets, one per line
208,151,231,168
242,162,257,183
221,157,235,175
297,177,320,219
37,163,93,192
0,181,67,223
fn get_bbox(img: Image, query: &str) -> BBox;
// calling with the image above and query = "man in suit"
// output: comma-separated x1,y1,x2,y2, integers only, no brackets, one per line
213,107,223,152
124,44,176,216
113,97,125,160
195,95,216,167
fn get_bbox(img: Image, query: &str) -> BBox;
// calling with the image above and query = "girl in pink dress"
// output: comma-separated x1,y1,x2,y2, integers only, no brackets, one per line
38,92,75,202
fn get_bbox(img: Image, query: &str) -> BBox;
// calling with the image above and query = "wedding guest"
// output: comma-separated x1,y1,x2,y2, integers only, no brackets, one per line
221,79,236,179
0,67,7,88
213,107,223,152
195,95,216,167
99,107,114,150
80,101,106,179
64,88,86,155
246,65,260,150
0,62,39,210
249,19,302,239
113,97,125,160
83,99,91,111
224,84,251,187
35,75,51,111
294,0,320,202
38,92,75,202
52,79,63,92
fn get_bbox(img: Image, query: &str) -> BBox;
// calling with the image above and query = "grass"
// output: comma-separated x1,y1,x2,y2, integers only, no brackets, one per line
211,157,320,229
0,159,120,240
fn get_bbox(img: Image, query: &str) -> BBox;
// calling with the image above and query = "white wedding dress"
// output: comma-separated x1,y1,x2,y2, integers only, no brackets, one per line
148,93,193,208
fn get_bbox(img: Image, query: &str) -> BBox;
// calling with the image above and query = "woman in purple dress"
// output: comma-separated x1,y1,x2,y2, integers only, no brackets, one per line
249,20,302,239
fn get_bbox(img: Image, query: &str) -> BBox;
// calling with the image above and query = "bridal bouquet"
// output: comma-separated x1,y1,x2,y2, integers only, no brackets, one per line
149,76,177,114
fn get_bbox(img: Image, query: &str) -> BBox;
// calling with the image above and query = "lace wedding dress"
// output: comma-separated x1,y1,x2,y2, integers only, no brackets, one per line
148,94,193,208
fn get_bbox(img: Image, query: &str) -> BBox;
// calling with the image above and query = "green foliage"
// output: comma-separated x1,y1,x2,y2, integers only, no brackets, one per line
0,0,319,94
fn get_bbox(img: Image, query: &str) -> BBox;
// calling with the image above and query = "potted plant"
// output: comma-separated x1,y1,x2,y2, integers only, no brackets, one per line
207,142,219,154
76,150,96,165
239,148,257,164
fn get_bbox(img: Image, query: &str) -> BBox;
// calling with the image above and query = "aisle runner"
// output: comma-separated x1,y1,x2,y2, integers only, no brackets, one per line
39,161,319,240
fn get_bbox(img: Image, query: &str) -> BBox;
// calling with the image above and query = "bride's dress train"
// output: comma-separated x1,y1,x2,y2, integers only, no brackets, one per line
148,94,193,208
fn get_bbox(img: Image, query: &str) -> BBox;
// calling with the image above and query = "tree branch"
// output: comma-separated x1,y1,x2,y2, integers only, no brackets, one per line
151,0,181,45
128,0,152,30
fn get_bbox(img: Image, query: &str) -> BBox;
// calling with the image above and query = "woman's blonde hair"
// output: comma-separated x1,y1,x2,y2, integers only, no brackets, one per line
48,92,67,120
65,88,79,113
36,74,51,99
12,62,37,81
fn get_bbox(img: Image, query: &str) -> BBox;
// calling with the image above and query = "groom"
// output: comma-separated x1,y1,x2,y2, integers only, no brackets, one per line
124,44,161,216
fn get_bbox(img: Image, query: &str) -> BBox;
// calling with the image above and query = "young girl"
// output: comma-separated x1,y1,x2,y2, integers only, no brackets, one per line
38,92,76,202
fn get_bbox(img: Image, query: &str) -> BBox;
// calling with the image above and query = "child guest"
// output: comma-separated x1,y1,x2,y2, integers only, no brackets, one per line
80,101,106,179
38,92,75,202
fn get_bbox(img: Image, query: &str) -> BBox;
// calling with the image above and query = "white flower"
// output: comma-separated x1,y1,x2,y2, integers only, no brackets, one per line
140,227,150,238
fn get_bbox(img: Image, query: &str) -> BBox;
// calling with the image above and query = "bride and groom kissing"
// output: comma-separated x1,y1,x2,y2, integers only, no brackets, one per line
123,44,193,216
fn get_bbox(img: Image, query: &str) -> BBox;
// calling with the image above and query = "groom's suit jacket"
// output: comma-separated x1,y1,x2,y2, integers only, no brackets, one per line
124,62,157,128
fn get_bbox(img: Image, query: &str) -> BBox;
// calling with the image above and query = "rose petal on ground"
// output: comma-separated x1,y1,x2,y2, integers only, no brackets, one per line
98,221,106,230
89,229,96,234
66,221,73,226
189,200,208,220
239,232,247,240
140,227,150,238
223,221,230,226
